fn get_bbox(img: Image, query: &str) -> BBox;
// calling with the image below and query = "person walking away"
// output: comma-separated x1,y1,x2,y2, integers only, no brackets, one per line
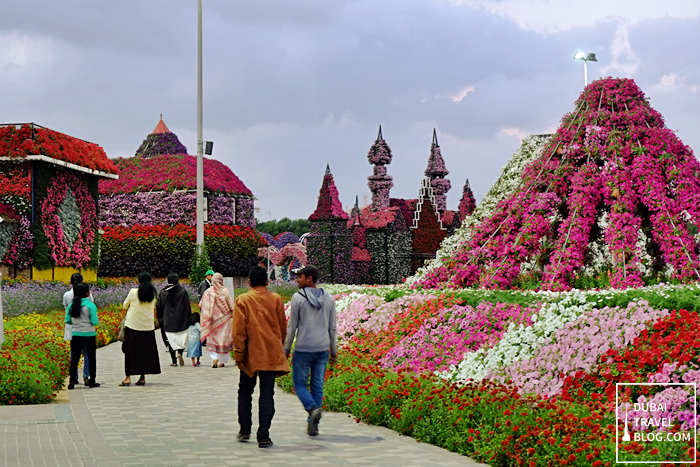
199,273,234,368
187,312,202,366
233,266,290,448
63,273,95,386
156,272,192,367
284,265,338,436
198,270,214,298
65,283,100,389
120,271,162,386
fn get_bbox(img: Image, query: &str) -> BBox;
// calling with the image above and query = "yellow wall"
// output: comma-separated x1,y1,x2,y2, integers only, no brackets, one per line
32,267,97,282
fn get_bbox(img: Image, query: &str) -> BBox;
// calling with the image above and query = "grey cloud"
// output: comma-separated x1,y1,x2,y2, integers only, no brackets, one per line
0,2,699,221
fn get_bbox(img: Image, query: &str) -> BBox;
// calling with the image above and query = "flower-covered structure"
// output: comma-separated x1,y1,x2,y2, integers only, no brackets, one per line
307,128,465,285
408,134,551,286
410,178,447,273
257,231,307,280
98,118,263,278
306,166,353,283
424,129,451,212
458,178,476,219
416,77,700,291
367,126,394,211
0,123,119,280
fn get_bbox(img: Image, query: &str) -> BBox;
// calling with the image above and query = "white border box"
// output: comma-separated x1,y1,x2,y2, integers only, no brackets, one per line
616,382,697,464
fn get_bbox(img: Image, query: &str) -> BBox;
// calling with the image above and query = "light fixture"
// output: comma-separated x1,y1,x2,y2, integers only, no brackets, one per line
573,52,597,86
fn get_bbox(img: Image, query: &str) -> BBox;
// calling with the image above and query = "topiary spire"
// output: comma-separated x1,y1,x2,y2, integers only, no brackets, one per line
367,125,394,210
424,129,451,211
458,178,476,218
309,165,349,221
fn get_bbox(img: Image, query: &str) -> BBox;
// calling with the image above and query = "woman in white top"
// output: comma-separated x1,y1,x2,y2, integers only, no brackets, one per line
119,271,162,386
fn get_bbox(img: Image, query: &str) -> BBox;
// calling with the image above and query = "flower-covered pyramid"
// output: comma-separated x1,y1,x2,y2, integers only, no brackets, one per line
417,77,700,290
309,164,350,221
134,116,188,158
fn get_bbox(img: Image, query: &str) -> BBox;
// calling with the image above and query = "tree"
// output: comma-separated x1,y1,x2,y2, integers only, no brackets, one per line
254,218,311,237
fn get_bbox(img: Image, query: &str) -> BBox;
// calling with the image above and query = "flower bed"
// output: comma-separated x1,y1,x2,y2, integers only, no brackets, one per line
0,304,126,405
1,278,198,318
277,284,700,464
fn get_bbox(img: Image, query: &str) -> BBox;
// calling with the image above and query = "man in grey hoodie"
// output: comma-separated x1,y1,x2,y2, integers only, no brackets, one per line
284,265,338,436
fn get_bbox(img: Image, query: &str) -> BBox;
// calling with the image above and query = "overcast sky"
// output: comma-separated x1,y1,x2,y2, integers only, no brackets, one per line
2,1,699,221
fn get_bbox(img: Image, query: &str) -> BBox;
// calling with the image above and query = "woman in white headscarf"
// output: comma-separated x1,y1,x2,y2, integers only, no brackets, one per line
199,273,234,368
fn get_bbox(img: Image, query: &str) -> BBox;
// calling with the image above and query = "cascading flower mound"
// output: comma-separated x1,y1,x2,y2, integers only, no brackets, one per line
417,77,700,291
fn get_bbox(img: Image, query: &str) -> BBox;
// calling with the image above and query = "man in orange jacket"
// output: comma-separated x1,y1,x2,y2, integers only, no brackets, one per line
233,266,290,448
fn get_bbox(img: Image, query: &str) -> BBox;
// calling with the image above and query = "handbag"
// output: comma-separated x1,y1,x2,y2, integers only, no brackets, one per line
118,317,127,343
64,323,73,341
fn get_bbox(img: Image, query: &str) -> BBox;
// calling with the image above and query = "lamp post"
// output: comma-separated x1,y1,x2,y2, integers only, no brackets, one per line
196,0,204,248
573,51,597,86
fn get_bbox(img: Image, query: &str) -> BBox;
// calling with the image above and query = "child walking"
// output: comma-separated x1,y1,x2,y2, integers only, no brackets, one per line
188,312,202,366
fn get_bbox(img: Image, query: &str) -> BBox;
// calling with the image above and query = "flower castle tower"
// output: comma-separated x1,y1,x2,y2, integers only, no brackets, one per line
306,165,353,284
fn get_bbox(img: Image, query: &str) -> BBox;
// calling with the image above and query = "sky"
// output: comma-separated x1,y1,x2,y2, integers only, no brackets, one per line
1,1,699,221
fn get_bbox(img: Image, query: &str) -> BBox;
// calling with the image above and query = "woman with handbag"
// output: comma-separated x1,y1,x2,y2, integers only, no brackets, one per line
65,283,100,389
119,271,161,386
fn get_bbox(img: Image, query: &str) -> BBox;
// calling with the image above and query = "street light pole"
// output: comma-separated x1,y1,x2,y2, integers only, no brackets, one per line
573,52,597,86
196,0,204,248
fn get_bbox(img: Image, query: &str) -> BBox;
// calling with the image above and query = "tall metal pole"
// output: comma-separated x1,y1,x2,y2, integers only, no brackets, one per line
584,60,588,86
196,0,204,247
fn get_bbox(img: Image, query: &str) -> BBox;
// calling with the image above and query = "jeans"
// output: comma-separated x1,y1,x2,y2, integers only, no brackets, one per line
292,350,329,411
70,336,96,383
81,347,90,379
238,371,277,442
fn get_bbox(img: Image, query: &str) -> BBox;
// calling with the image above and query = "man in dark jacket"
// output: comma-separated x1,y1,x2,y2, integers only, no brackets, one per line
284,265,337,437
198,270,214,298
156,272,192,366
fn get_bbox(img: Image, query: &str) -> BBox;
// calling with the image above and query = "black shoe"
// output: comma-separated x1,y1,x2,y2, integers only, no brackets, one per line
237,432,250,442
88,380,101,388
83,377,89,386
308,407,322,436
67,383,75,390
258,439,273,448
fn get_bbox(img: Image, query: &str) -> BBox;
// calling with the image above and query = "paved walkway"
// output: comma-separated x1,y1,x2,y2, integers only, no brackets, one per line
1,335,485,467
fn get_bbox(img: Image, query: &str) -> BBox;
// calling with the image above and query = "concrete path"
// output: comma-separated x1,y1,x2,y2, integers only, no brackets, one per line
1,334,485,467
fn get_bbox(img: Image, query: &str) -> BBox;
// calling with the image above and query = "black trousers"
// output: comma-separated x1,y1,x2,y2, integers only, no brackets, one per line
70,336,97,382
238,370,276,442
168,348,183,364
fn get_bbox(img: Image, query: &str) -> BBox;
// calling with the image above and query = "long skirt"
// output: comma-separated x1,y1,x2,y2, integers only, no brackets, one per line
122,327,162,376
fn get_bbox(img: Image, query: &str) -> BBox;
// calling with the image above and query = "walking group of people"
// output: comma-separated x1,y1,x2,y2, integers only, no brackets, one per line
64,264,338,448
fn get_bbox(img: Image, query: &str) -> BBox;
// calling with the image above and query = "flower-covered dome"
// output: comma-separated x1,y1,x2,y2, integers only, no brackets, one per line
100,117,251,196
